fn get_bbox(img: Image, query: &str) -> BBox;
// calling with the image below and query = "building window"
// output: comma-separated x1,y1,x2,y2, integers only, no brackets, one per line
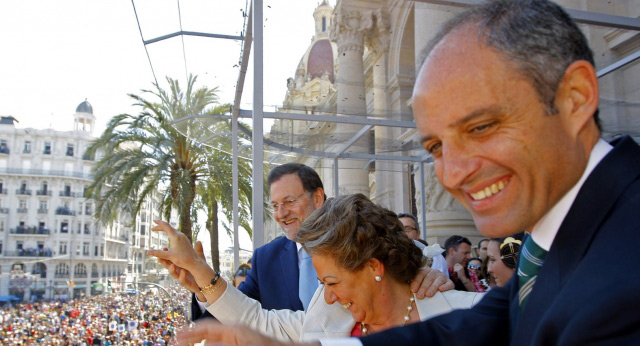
60,222,68,233
39,200,47,213
0,241,3,254
23,141,31,153
140,225,145,235
83,242,89,256
322,17,326,32
66,144,74,157
44,142,51,155
0,140,8,154
95,245,98,256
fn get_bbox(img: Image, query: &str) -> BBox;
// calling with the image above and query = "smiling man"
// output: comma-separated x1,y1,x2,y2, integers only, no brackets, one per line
178,0,640,345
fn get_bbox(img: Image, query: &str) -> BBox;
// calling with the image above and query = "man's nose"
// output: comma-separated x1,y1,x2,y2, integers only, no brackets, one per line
276,205,289,219
438,141,479,190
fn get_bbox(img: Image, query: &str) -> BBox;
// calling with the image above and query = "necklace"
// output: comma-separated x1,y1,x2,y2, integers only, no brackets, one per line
360,293,415,336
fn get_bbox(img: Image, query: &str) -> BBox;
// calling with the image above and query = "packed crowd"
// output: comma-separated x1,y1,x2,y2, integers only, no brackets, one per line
0,285,190,345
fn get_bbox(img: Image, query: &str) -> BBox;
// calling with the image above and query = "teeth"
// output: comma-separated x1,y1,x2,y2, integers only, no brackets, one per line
471,180,508,201
343,302,352,309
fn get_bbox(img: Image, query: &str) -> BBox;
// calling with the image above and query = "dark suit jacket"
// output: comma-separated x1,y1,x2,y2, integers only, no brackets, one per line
191,236,303,320
362,136,640,345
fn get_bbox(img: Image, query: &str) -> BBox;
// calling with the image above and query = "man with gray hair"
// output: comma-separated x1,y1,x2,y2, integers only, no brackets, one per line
178,0,640,344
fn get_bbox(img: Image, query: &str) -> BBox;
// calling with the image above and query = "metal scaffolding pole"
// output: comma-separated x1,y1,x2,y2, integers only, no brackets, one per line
252,0,265,249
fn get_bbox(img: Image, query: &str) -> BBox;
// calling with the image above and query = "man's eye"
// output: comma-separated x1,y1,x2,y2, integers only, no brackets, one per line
471,122,496,133
426,142,442,155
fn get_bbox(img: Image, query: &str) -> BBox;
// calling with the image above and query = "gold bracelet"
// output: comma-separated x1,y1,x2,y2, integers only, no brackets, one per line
199,280,223,295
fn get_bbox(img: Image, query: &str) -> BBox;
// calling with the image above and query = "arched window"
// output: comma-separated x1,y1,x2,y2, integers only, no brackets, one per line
32,263,47,278
55,263,69,275
74,263,87,275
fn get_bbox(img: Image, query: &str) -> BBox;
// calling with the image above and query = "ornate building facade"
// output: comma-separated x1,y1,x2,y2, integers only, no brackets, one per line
265,0,639,246
0,101,169,301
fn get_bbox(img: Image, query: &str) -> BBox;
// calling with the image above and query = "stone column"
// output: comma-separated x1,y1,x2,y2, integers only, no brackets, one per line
330,5,374,196
413,2,479,245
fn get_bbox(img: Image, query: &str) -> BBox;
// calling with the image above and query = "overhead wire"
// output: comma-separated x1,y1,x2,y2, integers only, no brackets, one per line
130,0,159,87
176,0,189,82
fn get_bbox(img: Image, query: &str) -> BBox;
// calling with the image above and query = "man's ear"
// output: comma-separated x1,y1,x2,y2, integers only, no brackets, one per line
555,60,599,137
312,188,325,209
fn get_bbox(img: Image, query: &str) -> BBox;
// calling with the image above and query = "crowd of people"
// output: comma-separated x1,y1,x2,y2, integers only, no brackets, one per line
0,285,190,345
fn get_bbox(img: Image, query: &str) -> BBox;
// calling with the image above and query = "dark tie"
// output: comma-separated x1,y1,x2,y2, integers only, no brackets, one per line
517,236,548,310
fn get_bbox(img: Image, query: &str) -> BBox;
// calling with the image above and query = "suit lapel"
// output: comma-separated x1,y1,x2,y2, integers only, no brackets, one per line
513,137,640,342
280,239,303,310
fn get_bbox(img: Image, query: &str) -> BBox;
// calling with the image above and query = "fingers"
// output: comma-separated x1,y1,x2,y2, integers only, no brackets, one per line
176,321,220,345
146,249,172,261
195,241,206,261
151,220,179,237
410,267,428,293
438,279,455,292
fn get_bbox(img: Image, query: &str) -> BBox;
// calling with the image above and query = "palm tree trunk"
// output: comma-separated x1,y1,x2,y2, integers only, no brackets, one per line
208,198,220,272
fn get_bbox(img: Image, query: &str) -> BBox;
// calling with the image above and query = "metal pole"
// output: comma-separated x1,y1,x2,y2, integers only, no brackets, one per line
251,0,265,249
333,158,339,197
419,162,427,240
233,103,240,271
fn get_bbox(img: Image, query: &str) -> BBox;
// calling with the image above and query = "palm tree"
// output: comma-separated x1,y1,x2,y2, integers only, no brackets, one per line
86,75,252,247
191,104,254,271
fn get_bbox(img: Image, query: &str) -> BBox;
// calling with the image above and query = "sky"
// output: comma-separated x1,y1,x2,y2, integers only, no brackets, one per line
0,0,334,252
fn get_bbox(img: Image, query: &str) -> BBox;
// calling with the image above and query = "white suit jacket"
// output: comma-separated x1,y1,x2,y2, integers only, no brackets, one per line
206,284,483,342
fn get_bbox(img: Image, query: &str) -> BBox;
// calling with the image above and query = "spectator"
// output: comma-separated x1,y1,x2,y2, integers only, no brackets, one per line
397,213,420,240
443,235,475,292
487,237,521,287
232,264,251,288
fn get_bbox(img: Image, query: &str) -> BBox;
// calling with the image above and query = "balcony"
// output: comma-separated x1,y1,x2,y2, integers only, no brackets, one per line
10,227,50,235
91,272,99,278
0,189,6,194
54,273,69,279
0,146,9,154
36,189,52,196
0,167,92,180
17,208,28,214
37,208,48,214
0,207,8,214
74,272,87,278
5,248,53,257
16,189,31,195
55,207,75,216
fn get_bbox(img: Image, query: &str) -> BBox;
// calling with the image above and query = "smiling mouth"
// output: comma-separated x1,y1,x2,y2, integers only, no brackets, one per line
343,302,352,309
470,179,509,201
283,219,296,225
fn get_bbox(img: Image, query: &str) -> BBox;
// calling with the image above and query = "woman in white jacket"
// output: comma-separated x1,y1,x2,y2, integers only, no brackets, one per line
150,194,482,344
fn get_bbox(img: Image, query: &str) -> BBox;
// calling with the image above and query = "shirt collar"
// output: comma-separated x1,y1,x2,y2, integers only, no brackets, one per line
531,138,613,251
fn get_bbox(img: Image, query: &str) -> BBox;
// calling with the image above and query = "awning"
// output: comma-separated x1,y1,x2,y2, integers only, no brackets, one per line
0,296,21,302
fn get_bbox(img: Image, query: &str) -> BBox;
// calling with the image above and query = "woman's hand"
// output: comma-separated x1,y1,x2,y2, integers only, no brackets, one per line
147,220,215,287
177,321,318,346
157,241,207,302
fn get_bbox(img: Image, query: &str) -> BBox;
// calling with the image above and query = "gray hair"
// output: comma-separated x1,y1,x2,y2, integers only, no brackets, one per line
420,0,600,126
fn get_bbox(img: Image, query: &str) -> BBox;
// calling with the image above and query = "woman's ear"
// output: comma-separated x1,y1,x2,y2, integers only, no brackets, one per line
367,258,384,278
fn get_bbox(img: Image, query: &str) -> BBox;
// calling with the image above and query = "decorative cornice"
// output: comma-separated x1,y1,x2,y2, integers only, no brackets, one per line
330,8,375,55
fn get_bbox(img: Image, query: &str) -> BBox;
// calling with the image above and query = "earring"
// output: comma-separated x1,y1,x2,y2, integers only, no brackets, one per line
375,276,382,282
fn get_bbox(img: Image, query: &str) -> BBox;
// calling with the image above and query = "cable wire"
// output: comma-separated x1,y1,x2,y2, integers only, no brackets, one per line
131,0,159,87
177,0,189,81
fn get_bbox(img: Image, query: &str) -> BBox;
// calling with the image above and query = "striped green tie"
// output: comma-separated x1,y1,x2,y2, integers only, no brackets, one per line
517,236,548,310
